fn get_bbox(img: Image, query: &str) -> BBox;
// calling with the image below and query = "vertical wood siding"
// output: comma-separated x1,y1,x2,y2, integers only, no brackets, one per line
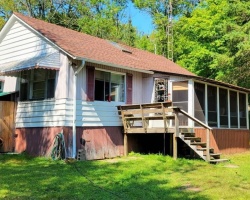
15,126,123,159
0,21,58,64
194,128,250,154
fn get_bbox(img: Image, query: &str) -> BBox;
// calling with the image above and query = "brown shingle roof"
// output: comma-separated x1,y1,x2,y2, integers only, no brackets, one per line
13,12,195,76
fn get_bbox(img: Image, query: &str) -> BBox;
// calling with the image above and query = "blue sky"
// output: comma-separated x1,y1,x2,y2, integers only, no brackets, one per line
126,2,154,35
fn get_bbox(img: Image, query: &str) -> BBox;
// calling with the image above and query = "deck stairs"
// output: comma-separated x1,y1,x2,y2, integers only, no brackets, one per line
179,131,228,164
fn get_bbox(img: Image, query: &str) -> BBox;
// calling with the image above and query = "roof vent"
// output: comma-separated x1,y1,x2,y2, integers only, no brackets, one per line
109,41,132,54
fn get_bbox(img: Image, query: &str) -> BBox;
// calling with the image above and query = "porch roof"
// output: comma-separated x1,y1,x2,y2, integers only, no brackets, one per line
0,52,60,75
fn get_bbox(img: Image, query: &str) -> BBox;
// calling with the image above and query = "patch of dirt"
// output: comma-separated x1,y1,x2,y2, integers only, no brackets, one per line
224,164,239,168
102,156,142,163
179,183,201,192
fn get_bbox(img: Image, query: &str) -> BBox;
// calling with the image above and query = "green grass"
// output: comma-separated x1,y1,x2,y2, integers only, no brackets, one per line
1,151,250,200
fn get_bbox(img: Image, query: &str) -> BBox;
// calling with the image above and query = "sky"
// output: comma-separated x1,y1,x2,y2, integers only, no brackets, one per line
126,2,154,35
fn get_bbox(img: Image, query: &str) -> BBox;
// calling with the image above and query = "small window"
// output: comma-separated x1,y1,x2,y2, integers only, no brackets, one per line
94,70,124,102
194,82,205,125
230,91,238,128
239,93,247,128
20,69,56,101
219,88,228,127
207,85,217,127
154,78,168,102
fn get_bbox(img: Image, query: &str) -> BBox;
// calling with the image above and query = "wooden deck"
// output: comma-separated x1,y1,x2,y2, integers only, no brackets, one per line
118,102,228,163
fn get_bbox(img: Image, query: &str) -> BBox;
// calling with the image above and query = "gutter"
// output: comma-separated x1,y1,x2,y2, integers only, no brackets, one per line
75,57,154,75
72,60,85,158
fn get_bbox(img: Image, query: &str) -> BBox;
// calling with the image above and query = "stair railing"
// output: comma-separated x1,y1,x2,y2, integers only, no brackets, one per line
171,107,213,161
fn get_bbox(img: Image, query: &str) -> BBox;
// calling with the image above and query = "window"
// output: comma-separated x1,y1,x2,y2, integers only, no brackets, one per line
194,82,205,125
94,70,124,102
239,93,247,128
230,91,238,128
219,88,228,127
154,78,168,102
207,85,217,127
20,69,56,101
172,81,188,126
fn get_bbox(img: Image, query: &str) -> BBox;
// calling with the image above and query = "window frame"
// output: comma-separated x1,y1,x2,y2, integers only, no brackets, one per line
94,68,126,103
20,69,56,101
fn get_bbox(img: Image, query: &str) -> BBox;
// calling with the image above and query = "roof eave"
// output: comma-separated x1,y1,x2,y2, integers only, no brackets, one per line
76,57,154,75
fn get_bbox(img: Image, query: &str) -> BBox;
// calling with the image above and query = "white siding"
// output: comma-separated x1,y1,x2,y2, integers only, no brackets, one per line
0,21,58,64
16,99,124,128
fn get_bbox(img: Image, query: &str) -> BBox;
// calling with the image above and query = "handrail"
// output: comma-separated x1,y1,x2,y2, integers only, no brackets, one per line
171,106,212,161
171,107,212,130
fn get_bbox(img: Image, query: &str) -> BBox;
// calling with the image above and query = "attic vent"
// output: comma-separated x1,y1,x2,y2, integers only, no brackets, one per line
109,41,132,54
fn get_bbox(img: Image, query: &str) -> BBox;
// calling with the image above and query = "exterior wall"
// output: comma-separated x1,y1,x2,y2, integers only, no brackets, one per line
15,127,70,156
194,128,250,154
15,126,123,159
0,20,58,64
78,126,123,160
16,99,123,128
54,53,71,99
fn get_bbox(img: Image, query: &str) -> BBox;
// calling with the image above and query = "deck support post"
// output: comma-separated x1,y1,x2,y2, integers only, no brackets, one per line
206,129,210,161
173,110,179,160
124,133,128,156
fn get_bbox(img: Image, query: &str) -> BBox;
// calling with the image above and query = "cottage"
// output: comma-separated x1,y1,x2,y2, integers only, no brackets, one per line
0,13,249,161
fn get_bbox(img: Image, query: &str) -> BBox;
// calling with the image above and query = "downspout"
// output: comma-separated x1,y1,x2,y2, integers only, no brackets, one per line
72,60,85,158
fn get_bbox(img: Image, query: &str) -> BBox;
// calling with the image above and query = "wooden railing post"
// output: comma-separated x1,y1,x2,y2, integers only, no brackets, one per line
206,129,210,161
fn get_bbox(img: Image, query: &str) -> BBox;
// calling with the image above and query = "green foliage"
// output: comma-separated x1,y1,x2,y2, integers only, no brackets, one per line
1,152,250,199
174,0,250,88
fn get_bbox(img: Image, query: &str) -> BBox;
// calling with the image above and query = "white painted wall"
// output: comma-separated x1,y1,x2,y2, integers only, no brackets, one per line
0,20,58,64
16,99,124,128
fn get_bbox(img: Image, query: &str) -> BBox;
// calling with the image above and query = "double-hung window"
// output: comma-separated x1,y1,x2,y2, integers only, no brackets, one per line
20,69,56,101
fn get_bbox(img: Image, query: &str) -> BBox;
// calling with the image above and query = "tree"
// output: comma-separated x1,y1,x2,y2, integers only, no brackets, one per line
132,0,200,56
77,0,137,45
174,0,250,88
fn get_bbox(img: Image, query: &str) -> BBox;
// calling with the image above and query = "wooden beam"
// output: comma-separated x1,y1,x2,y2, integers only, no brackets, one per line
124,133,128,156
173,111,179,159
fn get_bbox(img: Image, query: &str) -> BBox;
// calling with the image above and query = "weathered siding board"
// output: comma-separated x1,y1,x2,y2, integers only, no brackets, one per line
0,21,58,64
16,99,124,128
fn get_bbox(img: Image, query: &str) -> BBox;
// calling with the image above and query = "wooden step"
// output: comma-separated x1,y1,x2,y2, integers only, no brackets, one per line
190,142,206,147
209,159,228,164
184,137,201,142
209,153,222,159
181,132,195,137
196,148,214,153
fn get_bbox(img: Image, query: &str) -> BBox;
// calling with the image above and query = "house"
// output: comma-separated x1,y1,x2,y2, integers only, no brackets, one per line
0,12,249,160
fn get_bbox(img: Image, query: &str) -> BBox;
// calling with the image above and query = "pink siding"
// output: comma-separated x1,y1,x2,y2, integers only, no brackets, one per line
15,126,123,159
194,128,250,154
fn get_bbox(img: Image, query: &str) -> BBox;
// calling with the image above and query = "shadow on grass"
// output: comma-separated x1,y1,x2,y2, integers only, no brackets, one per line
0,154,209,200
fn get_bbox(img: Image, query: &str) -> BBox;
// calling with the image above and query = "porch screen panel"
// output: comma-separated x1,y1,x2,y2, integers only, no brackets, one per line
239,93,247,128
230,91,238,128
219,88,228,127
207,85,217,127
172,81,188,126
194,82,205,125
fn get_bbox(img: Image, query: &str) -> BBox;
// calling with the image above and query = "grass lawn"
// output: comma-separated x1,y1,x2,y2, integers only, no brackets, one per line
1,151,250,200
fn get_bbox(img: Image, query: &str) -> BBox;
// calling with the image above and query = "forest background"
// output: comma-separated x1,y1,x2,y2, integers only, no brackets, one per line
0,0,249,89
